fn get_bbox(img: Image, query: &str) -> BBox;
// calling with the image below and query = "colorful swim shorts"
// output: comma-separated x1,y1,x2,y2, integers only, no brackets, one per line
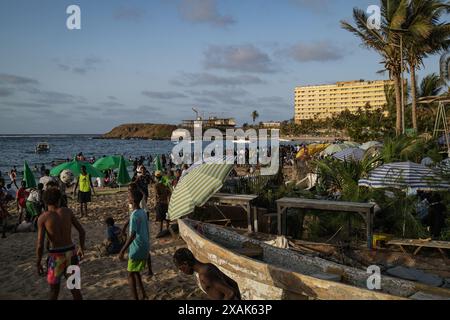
47,245,79,285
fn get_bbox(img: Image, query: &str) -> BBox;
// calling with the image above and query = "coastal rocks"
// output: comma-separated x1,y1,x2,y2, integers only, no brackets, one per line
102,123,177,140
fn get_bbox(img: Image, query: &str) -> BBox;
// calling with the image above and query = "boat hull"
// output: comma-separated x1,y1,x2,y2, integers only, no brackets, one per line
178,219,414,300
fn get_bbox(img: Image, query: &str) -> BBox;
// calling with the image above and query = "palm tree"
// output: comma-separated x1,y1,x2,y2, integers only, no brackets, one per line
251,110,259,124
404,0,450,131
416,73,445,131
341,1,407,136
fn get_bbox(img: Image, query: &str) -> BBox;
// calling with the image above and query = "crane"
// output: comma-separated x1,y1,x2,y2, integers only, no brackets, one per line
192,107,202,121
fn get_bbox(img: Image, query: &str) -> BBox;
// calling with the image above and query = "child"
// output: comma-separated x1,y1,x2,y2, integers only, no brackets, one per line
103,217,124,255
119,183,149,300
26,183,44,226
173,248,241,300
16,181,29,224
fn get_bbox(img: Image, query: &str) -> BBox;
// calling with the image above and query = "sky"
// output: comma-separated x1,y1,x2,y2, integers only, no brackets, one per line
0,0,446,134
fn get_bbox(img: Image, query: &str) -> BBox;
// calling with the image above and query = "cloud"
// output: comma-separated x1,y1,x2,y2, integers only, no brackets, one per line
56,56,104,75
102,105,164,118
289,0,334,14
194,97,216,104
170,72,266,87
20,87,87,105
188,88,248,105
142,91,188,99
99,101,125,107
113,6,145,21
0,73,39,86
204,44,276,73
108,96,117,100
2,101,51,109
0,88,14,97
279,41,344,62
178,0,235,27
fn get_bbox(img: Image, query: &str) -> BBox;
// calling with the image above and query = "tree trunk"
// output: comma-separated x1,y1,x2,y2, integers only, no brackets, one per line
410,64,418,131
393,73,403,136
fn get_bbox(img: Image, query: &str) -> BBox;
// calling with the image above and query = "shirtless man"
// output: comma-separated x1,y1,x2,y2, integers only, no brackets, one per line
173,248,241,300
36,187,86,300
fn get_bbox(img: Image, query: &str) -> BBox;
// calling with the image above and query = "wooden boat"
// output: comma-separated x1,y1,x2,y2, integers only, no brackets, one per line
35,142,50,153
179,219,450,300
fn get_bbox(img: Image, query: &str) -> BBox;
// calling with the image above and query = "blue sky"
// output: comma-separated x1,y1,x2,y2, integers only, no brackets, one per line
0,0,446,134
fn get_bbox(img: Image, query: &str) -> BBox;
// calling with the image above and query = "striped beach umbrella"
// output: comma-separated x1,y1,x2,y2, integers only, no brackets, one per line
359,162,450,191
182,155,235,178
168,162,234,221
332,148,366,162
360,141,383,150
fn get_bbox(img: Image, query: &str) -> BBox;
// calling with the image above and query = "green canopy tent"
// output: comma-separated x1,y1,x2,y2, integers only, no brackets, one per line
50,160,104,178
93,156,132,171
117,156,131,190
23,161,36,188
167,162,234,221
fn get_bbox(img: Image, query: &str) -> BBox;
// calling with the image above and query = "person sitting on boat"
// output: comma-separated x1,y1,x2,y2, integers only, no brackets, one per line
173,248,241,300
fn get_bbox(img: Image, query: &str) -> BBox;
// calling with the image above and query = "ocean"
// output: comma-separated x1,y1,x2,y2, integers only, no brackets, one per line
0,134,301,181
0,135,174,179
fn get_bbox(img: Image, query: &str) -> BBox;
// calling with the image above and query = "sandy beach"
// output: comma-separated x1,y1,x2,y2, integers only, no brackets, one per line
0,190,205,300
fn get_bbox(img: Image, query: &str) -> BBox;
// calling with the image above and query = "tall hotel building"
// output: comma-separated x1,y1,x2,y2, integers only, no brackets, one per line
294,80,394,123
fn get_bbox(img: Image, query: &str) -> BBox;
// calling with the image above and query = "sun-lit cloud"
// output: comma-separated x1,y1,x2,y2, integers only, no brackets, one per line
178,0,235,27
203,44,277,73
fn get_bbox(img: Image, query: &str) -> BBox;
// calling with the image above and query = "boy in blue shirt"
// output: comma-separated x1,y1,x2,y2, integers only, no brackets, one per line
119,183,149,300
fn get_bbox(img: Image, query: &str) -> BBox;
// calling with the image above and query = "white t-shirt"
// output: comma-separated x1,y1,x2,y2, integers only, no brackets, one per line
27,189,40,203
39,176,56,190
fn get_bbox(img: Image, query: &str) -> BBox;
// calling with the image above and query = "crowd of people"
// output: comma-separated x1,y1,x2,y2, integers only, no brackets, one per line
0,152,242,300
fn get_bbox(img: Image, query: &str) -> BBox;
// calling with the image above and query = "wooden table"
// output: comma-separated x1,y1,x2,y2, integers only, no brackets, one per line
208,193,258,232
276,198,375,249
388,239,450,259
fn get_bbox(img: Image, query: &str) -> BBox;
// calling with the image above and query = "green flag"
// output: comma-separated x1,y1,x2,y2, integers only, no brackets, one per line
117,156,131,186
23,161,36,188
154,155,162,171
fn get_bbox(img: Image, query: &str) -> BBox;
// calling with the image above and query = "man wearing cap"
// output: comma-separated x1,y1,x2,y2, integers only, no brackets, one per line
153,170,171,236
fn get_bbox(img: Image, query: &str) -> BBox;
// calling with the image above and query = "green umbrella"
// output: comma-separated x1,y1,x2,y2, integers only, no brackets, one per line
50,160,104,178
117,156,131,186
154,155,162,172
167,163,233,221
93,156,131,171
23,161,36,188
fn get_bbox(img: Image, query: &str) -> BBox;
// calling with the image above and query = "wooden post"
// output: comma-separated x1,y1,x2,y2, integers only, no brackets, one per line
253,206,258,233
246,203,252,233
277,203,282,235
366,208,373,250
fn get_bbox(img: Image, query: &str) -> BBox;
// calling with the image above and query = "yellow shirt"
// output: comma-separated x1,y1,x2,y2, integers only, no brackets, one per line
79,173,91,192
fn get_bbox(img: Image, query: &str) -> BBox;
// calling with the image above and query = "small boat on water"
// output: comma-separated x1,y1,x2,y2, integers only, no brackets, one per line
178,219,450,300
35,142,50,153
